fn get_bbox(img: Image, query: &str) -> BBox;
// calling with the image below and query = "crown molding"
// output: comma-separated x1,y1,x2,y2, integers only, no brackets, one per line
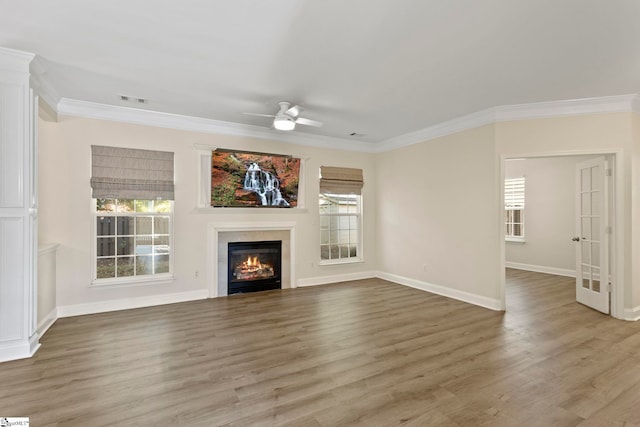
56,98,374,153
374,107,497,153
631,95,640,115
493,94,638,122
375,94,639,153
0,46,35,72
53,93,639,154
30,56,60,112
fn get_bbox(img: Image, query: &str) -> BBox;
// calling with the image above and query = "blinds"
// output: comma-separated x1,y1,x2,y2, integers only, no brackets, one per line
505,177,525,208
320,166,364,195
91,145,175,200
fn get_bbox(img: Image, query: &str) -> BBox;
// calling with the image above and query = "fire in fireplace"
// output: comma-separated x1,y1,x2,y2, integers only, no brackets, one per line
228,240,282,294
234,256,274,281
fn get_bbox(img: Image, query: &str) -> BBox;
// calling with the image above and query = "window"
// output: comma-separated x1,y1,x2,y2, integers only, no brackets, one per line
319,166,364,264
90,145,175,284
505,177,525,242
95,199,172,281
320,193,361,263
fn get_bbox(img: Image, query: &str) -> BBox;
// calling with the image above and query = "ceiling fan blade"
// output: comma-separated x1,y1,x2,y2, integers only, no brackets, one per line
295,117,323,127
285,105,303,118
242,112,276,118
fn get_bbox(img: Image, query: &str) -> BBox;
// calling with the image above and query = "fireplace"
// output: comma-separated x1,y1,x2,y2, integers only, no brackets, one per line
227,240,282,294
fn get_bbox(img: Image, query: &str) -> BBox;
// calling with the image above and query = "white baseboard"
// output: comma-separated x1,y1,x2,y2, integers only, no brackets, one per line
624,306,640,321
57,289,209,318
296,271,377,287
0,334,40,363
506,261,576,278
37,307,58,337
377,271,503,311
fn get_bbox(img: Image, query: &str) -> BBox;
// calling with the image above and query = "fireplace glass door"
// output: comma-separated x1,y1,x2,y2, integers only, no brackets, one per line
228,241,282,294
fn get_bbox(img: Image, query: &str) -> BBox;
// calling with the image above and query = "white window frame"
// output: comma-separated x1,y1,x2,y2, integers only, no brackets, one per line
91,199,174,286
319,193,363,265
505,177,525,242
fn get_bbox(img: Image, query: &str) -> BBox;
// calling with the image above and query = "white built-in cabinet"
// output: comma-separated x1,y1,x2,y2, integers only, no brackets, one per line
0,47,39,362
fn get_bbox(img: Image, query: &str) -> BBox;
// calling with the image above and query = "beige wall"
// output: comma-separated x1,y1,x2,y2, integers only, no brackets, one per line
374,112,637,316
38,116,377,308
375,125,500,301
38,110,640,317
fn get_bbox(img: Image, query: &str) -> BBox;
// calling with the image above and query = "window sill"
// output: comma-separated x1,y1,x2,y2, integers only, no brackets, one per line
319,258,364,266
505,237,525,244
91,273,175,288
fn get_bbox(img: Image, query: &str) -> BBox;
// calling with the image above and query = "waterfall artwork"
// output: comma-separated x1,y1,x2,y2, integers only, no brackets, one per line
210,150,300,207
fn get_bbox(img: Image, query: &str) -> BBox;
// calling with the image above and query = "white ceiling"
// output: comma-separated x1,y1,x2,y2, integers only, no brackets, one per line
1,0,639,145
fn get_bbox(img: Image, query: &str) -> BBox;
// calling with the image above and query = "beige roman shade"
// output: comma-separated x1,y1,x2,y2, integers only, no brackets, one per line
90,145,175,200
319,166,364,195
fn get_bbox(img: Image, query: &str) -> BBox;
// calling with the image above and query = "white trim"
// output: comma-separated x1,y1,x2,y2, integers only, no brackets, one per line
494,94,638,122
623,306,640,322
37,307,58,337
30,56,60,111
318,257,364,266
207,221,297,298
505,236,525,243
57,98,373,153
375,107,496,152
0,334,40,363
48,94,639,154
297,271,376,287
505,262,576,278
377,271,502,311
195,207,309,214
0,46,35,72
375,94,639,153
57,289,208,318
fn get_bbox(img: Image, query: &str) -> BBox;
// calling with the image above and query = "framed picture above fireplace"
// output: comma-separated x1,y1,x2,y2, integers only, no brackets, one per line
210,149,301,208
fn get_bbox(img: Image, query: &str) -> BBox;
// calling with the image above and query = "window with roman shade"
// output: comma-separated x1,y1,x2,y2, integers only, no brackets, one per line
319,166,364,264
90,145,175,200
505,177,525,242
91,145,175,284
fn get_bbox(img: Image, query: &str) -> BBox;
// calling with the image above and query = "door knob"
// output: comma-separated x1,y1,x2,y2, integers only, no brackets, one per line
572,237,580,242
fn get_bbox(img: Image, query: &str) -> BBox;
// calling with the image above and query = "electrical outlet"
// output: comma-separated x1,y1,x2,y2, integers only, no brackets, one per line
195,270,199,278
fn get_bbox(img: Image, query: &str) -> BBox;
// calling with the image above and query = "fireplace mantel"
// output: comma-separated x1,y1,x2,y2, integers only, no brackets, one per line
206,222,296,297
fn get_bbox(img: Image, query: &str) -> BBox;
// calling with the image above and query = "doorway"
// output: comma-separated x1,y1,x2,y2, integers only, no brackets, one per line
500,152,621,318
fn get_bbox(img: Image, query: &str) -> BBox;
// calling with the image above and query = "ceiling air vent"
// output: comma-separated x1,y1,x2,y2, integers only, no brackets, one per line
119,94,148,104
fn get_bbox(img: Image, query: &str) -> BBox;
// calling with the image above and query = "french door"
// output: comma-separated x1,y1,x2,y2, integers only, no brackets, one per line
574,157,609,314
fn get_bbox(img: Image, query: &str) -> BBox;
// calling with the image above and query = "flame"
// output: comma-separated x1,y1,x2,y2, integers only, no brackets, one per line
246,256,260,267
234,254,274,280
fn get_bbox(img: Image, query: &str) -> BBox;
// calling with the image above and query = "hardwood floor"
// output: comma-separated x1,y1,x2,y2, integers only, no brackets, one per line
1,269,640,426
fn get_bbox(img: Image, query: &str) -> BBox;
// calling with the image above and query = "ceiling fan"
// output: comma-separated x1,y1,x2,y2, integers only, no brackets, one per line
244,101,323,131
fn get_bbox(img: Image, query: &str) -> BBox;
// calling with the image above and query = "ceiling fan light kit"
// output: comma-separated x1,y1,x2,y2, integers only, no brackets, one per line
244,101,323,131
274,115,296,130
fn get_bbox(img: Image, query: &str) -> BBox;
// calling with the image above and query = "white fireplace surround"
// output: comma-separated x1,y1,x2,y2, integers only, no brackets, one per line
207,221,296,297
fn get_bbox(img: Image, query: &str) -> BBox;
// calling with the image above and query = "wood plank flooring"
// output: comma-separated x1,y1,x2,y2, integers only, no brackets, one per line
1,269,640,426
